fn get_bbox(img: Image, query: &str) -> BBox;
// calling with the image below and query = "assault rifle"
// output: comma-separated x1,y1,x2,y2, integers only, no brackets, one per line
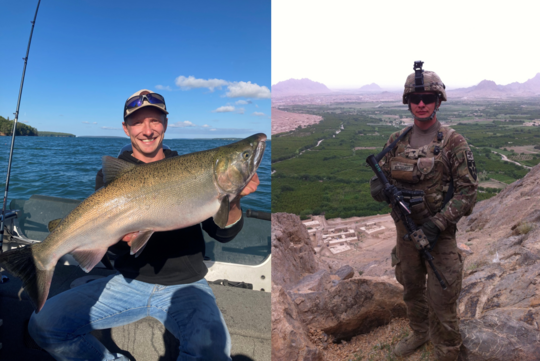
366,153,447,290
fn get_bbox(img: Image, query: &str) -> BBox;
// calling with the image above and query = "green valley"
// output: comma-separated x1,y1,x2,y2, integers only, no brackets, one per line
271,98,540,219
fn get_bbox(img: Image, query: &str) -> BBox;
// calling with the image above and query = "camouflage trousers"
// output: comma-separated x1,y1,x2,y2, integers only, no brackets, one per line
393,220,463,361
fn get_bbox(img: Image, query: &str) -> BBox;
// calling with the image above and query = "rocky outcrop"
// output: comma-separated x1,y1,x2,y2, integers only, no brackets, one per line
457,234,540,359
456,164,540,360
271,284,322,361
271,212,406,360
459,313,540,361
272,213,324,289
271,213,323,360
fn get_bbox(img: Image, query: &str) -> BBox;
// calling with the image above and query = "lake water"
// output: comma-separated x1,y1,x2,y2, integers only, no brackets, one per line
0,137,271,212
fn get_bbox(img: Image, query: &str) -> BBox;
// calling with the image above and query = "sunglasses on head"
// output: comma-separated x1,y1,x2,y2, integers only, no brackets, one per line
124,93,166,110
409,93,438,105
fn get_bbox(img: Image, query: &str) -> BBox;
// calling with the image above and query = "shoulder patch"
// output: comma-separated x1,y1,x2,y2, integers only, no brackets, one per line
466,150,477,181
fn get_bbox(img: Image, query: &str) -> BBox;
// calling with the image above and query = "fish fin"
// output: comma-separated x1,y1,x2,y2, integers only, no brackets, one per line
102,156,136,185
213,197,230,229
0,245,54,313
130,230,154,257
70,248,108,273
47,218,62,232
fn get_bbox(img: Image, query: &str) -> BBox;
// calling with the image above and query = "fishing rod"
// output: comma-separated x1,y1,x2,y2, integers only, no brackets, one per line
0,0,42,267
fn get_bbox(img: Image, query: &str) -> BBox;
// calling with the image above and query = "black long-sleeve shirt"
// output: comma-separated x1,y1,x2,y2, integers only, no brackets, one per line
95,149,243,285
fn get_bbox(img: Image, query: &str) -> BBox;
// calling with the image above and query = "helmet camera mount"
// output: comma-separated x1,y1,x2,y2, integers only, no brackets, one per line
414,60,425,92
409,60,439,122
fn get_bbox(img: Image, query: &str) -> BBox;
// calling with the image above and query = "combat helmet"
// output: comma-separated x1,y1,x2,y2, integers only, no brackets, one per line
402,61,447,104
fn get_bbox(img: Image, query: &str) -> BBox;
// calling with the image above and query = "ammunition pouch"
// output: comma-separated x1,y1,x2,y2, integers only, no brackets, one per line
390,156,435,184
369,176,386,203
390,157,419,183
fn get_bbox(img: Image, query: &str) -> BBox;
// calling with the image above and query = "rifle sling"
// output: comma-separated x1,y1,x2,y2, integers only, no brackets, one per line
375,126,413,163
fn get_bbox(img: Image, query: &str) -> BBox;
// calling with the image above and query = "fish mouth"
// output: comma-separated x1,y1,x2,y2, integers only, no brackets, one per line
253,133,267,170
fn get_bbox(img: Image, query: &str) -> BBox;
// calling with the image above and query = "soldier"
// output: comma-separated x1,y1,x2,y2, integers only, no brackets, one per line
370,62,477,360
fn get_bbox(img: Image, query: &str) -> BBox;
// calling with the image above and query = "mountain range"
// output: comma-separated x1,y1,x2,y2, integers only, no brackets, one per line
449,73,540,98
272,74,540,99
272,78,331,96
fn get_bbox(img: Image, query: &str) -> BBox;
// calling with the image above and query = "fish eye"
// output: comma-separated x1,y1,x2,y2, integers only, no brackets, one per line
242,150,251,160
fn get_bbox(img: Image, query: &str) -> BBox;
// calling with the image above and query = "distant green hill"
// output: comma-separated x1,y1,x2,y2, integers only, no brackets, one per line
0,116,38,136
38,131,76,137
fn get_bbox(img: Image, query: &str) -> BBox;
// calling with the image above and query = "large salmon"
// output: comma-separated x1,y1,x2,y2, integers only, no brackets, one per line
0,133,266,312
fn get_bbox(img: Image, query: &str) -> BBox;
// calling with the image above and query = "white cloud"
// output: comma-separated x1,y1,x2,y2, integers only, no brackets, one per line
213,105,235,113
169,121,195,128
156,85,173,91
93,122,97,124
252,112,265,116
102,126,121,130
82,121,90,124
202,124,210,128
175,76,229,91
226,81,271,98
237,107,245,115
235,100,252,105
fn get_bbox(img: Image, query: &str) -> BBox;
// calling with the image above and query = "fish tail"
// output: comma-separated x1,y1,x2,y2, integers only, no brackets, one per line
0,245,54,313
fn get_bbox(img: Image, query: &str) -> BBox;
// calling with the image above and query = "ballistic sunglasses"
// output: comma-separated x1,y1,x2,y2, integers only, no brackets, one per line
124,93,166,111
409,93,438,105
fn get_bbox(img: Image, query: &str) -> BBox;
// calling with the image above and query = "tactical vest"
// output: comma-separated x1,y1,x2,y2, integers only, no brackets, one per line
382,126,455,224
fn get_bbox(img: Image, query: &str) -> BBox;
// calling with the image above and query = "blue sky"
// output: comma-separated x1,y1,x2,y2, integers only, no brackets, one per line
1,1,270,139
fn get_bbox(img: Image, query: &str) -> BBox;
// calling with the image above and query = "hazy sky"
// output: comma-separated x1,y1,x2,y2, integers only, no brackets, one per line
272,0,540,90
1,1,270,138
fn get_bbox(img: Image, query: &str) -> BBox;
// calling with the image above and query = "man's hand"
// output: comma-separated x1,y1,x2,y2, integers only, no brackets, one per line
121,232,138,247
421,220,441,250
227,173,260,226
240,173,260,197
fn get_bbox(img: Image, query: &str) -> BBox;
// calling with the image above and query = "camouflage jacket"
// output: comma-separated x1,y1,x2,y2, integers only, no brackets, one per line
379,125,478,231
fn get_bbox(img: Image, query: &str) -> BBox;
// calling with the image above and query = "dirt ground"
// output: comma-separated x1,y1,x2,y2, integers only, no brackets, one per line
479,180,506,189
507,145,540,154
309,318,436,361
271,108,323,134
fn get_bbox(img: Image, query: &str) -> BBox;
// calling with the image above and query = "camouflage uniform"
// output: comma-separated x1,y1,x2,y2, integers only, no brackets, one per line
378,125,477,360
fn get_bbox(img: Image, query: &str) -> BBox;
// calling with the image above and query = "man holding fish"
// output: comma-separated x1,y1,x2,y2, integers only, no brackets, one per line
17,89,265,360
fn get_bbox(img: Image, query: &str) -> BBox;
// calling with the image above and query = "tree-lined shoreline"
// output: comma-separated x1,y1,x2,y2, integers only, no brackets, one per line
0,116,75,137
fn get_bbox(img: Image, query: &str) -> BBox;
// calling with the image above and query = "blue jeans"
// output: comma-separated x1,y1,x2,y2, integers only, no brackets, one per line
28,274,231,361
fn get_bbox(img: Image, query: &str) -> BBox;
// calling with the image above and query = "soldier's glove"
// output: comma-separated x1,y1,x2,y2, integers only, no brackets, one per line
421,220,441,250
369,176,386,203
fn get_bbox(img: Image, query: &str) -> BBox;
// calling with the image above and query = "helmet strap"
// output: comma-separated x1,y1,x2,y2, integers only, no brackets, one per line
408,99,440,122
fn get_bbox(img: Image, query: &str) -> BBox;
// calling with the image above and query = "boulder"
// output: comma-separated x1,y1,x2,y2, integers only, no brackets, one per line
271,283,322,361
288,275,406,341
334,265,355,280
